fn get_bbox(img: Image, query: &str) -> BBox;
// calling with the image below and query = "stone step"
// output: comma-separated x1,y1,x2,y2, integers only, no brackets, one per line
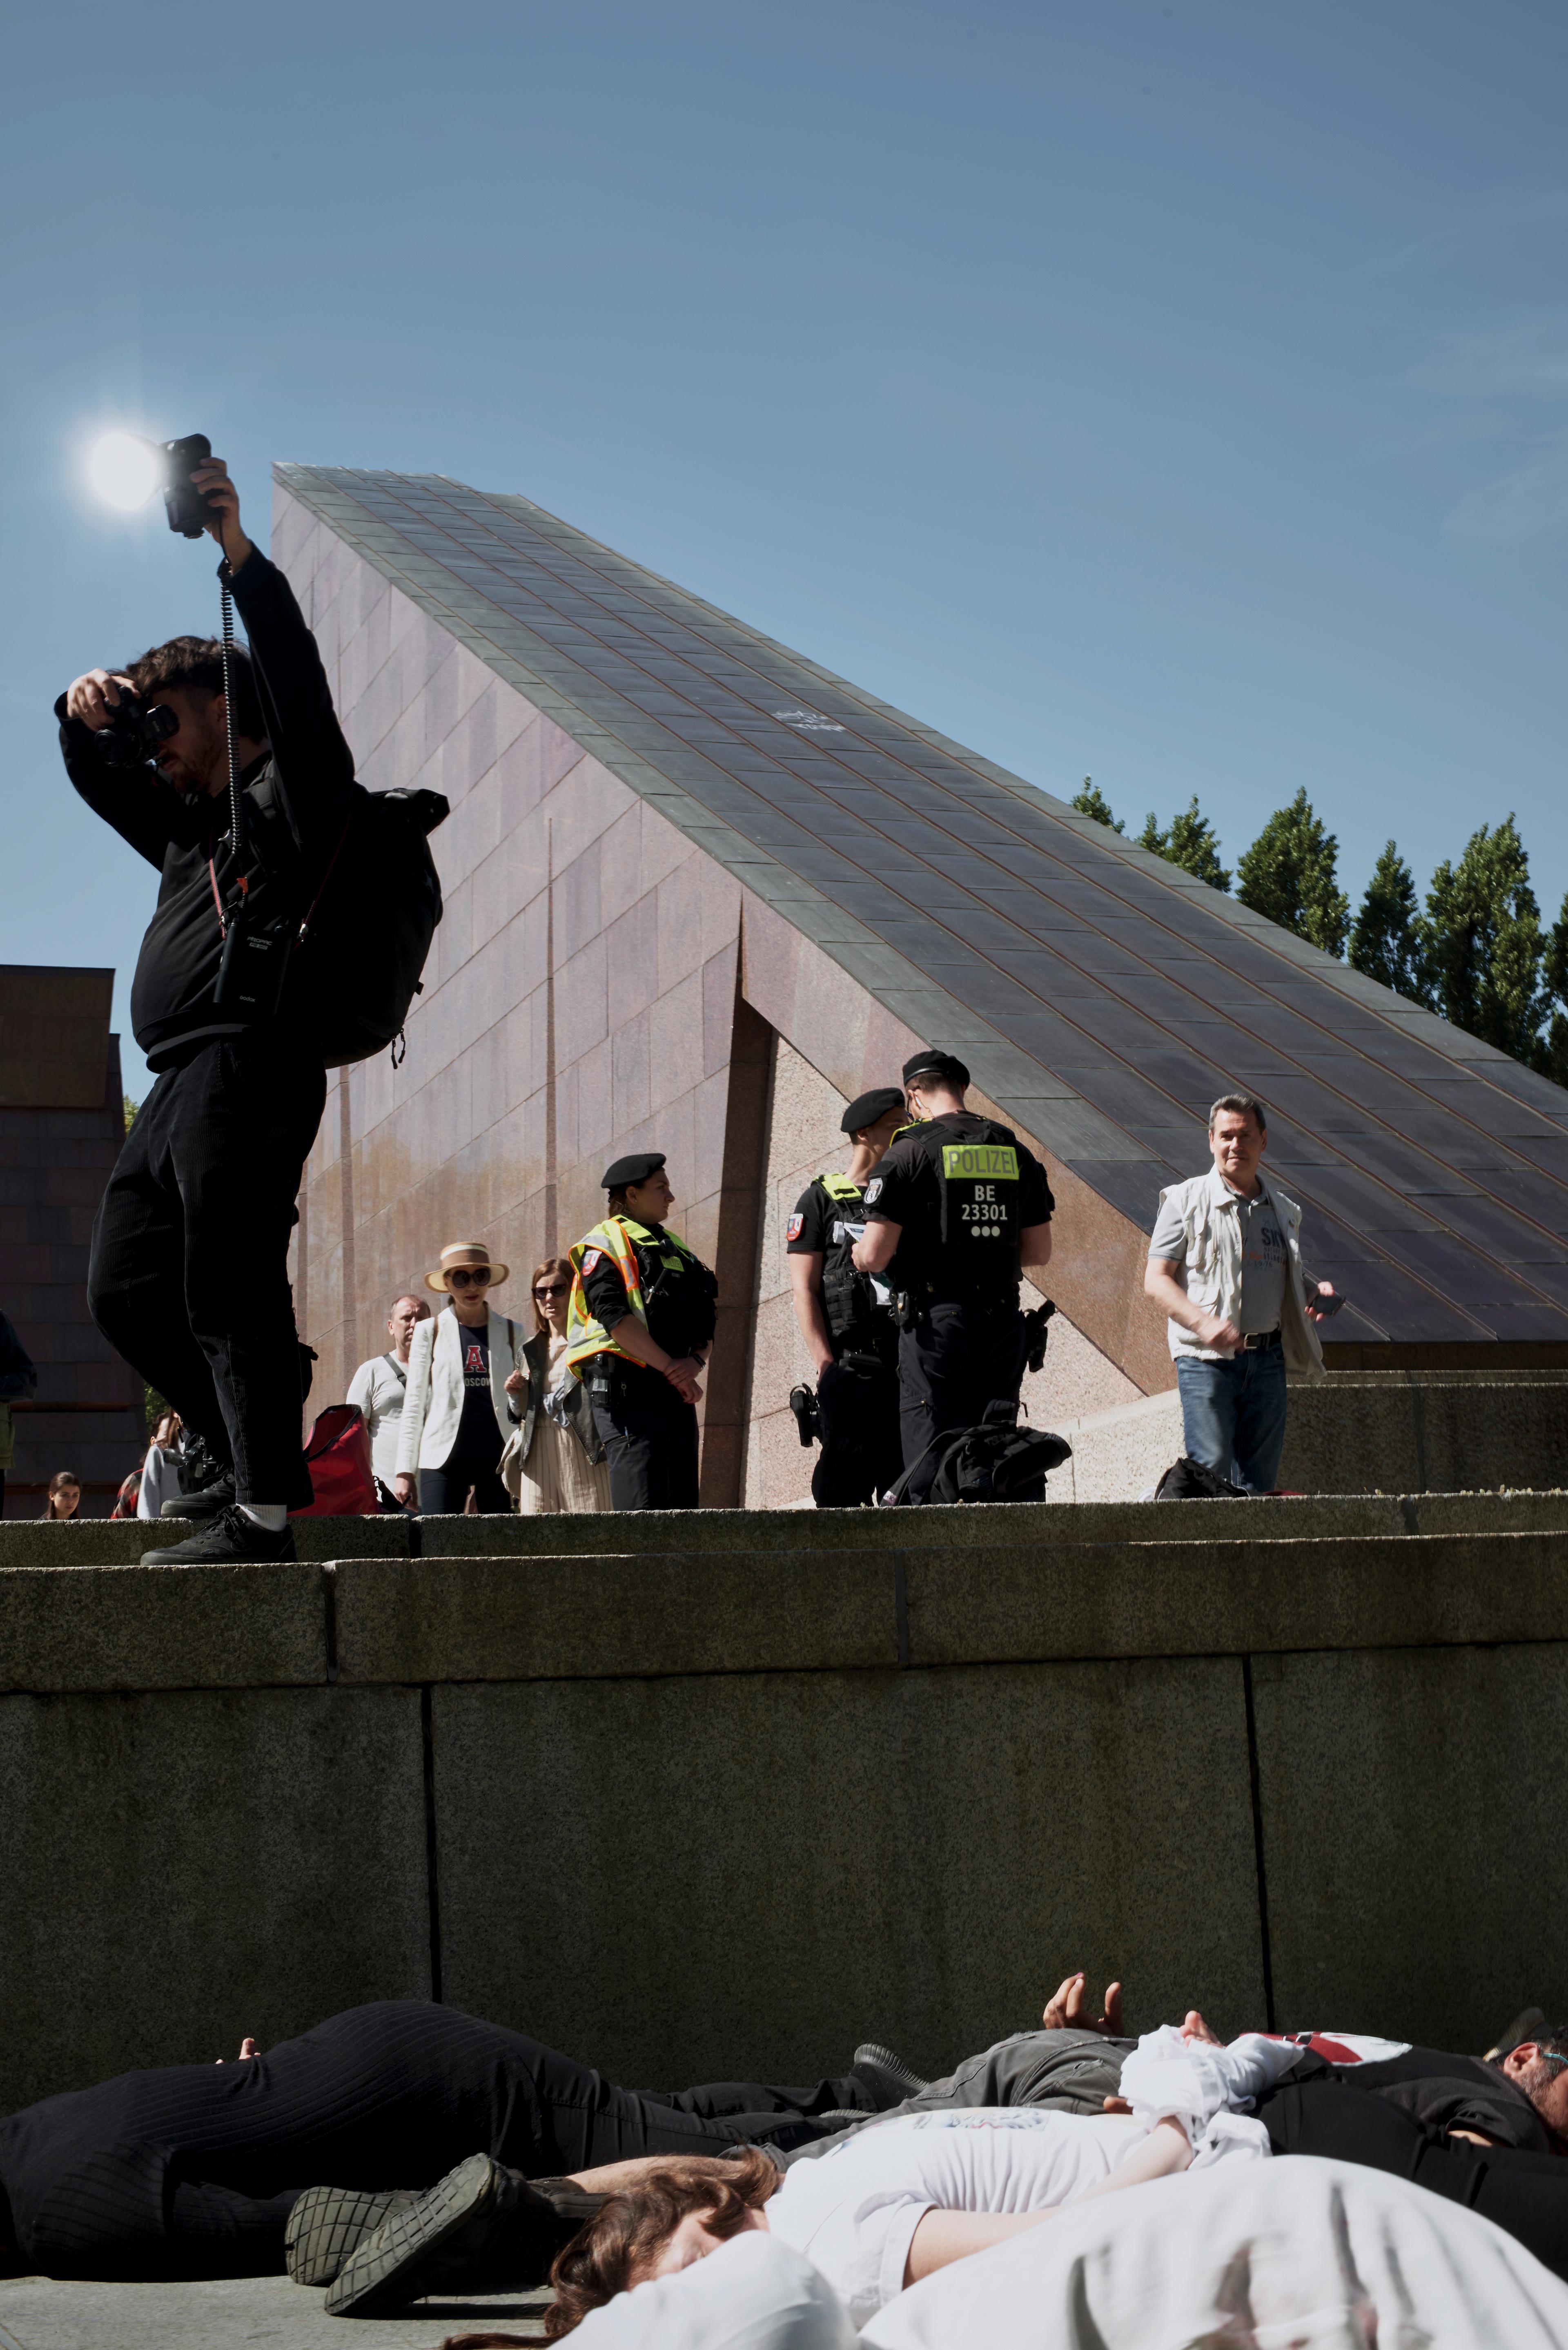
4,1487,1568,1574
7,1521,1568,1693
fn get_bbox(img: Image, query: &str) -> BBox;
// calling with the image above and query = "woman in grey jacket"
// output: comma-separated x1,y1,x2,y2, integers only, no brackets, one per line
501,1257,611,1515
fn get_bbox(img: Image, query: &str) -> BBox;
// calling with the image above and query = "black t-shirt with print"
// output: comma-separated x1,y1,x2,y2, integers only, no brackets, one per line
452,1318,496,1447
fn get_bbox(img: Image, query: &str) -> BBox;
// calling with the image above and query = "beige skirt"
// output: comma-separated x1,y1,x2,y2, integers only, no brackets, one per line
505,1409,613,1514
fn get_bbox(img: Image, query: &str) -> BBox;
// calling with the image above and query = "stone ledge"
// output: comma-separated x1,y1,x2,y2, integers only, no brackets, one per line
333,1550,899,1682
0,1563,326,1692
0,1514,411,1570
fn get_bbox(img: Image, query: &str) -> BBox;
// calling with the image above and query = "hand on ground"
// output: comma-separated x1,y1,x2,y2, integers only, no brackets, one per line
216,2037,258,2064
1042,1972,1124,2036
1180,2010,1224,2047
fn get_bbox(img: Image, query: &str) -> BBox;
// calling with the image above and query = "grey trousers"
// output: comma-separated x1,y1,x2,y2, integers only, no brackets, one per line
782,2027,1136,2165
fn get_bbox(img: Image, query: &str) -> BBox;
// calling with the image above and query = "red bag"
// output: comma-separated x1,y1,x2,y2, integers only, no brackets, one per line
292,1403,378,1517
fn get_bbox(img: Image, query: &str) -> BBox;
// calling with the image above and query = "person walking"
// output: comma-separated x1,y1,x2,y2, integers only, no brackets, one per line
347,1294,431,1509
786,1086,907,1507
854,1052,1055,1502
1143,1093,1335,1493
500,1258,612,1515
394,1245,523,1516
564,1155,718,1511
0,1307,38,1518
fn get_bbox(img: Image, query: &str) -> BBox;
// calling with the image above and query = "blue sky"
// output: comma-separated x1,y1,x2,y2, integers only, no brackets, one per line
5,0,1566,1101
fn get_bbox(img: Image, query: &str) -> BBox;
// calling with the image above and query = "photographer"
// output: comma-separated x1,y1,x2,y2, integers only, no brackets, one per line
58,457,355,1565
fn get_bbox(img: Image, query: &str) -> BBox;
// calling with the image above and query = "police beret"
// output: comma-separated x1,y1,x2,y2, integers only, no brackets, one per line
840,1086,906,1136
602,1151,666,1189
902,1049,971,1090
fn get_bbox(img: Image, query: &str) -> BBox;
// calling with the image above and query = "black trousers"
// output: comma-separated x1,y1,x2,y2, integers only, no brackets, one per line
898,1296,1025,1502
87,1034,326,1510
813,1353,903,1508
0,2000,873,2282
589,1364,699,1510
1257,2075,1568,2283
418,1406,512,1516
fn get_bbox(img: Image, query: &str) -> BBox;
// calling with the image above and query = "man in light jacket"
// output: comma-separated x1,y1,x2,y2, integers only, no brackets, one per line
347,1293,430,1508
394,1243,524,1516
1143,1094,1335,1493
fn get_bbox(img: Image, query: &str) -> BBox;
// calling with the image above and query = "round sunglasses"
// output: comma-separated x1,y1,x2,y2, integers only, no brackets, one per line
447,1267,492,1289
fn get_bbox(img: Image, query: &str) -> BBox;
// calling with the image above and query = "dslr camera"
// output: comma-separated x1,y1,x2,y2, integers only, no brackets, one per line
96,695,179,768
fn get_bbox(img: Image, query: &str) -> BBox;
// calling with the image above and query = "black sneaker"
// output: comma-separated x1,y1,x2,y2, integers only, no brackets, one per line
140,1505,297,1566
285,2185,419,2288
324,2154,564,2317
160,1470,236,1521
852,2043,929,2102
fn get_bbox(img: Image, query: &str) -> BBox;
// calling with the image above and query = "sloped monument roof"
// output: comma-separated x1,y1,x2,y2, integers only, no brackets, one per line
276,464,1568,1348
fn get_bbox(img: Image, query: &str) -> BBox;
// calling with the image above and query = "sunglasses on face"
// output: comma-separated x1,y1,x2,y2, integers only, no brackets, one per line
448,1268,492,1289
534,1282,568,1298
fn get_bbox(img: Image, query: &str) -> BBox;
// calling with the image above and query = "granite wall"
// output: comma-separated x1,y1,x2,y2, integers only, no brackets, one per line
6,1493,1568,2113
0,967,144,1516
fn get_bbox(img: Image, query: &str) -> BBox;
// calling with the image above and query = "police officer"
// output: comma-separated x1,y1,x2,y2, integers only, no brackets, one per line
786,1086,907,1507
854,1051,1054,1500
564,1153,718,1510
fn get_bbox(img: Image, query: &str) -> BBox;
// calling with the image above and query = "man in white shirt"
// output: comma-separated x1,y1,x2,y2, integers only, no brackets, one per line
346,1295,430,1507
1144,1094,1335,1492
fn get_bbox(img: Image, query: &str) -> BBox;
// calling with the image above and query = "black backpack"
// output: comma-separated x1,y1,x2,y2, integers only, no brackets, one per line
1154,1454,1246,1500
292,786,449,1067
885,1400,1072,1506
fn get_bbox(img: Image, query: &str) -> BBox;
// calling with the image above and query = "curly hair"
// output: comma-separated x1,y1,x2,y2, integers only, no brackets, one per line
543,2148,779,2338
123,634,267,742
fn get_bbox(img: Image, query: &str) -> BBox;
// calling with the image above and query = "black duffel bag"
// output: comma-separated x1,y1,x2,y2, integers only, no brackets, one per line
884,1400,1071,1507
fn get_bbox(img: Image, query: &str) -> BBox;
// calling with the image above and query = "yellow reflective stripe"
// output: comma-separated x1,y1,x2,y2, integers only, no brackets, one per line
940,1143,1019,1180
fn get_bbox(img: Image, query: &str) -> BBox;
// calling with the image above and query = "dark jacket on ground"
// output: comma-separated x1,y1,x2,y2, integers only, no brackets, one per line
57,553,356,1071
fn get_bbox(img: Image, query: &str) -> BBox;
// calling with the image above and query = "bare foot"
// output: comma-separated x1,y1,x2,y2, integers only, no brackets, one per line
1181,2010,1223,2048
1042,1973,1125,2036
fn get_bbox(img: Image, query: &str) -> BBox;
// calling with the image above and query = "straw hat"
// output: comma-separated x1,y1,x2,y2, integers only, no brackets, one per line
424,1240,510,1295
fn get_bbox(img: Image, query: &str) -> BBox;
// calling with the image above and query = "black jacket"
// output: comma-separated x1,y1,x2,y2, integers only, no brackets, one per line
57,552,356,1070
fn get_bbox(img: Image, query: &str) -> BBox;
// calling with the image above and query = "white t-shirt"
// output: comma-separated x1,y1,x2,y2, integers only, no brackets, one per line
346,1353,409,1485
766,2108,1142,2328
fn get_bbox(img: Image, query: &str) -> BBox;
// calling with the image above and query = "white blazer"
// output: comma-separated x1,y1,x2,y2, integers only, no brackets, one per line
395,1305,523,1475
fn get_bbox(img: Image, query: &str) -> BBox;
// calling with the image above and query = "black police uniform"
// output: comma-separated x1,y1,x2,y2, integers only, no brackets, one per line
864,1109,1053,1497
786,1173,903,1507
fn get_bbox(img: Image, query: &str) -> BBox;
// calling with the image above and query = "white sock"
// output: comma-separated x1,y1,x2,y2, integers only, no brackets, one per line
238,1503,287,1533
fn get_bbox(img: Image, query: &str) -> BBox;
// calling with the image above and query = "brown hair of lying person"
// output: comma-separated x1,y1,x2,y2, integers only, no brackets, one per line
543,2148,779,2338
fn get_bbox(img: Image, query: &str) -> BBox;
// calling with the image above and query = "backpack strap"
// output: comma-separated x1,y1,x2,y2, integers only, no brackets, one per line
381,1352,406,1388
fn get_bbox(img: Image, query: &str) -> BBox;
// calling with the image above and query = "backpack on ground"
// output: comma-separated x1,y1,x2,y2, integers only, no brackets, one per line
1153,1454,1246,1500
292,785,450,1067
884,1400,1072,1507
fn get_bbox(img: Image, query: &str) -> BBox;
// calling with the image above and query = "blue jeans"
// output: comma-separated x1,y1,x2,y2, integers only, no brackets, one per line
1176,1342,1288,1492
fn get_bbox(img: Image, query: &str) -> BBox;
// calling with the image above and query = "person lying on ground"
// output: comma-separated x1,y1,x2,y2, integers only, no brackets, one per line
0,1999,911,2286
327,2030,1300,2325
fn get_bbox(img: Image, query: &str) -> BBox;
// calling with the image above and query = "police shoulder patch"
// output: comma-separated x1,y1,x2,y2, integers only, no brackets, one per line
581,1249,603,1273
864,1178,883,1203
785,1213,804,1244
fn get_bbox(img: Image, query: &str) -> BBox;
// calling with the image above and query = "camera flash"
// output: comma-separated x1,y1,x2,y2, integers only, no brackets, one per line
89,432,160,511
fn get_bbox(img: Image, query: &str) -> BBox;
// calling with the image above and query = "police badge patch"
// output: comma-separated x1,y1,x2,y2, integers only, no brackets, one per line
864,1179,882,1202
785,1213,804,1243
581,1249,603,1273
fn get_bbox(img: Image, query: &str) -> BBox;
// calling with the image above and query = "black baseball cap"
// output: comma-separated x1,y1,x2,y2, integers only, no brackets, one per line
902,1050,971,1090
602,1152,666,1189
840,1086,905,1136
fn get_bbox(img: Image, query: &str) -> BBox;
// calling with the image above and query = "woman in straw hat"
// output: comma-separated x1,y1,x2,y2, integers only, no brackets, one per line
393,1242,525,1516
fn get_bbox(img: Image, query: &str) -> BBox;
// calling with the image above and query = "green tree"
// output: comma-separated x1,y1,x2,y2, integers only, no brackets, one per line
124,1094,139,1132
1424,816,1550,1066
1235,789,1350,956
1348,842,1432,1005
1071,777,1123,833
1544,891,1568,1087
1138,797,1231,891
